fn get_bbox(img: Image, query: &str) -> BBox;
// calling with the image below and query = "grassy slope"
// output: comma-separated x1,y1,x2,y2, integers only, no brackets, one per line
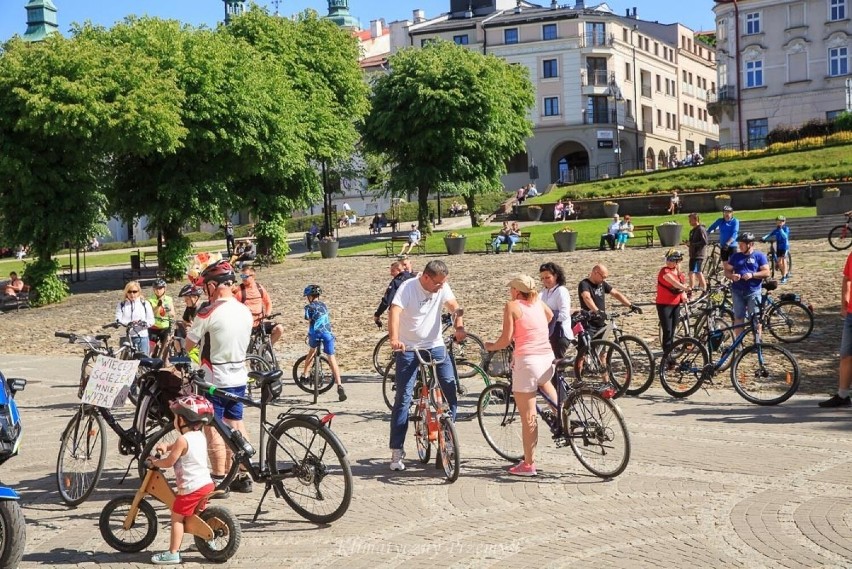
525,144,852,202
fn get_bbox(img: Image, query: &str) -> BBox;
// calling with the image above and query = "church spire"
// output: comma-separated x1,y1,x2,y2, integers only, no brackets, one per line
325,0,360,29
22,0,59,42
223,0,245,24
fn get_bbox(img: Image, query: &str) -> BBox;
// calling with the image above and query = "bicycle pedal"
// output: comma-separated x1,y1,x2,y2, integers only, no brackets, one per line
409,415,423,422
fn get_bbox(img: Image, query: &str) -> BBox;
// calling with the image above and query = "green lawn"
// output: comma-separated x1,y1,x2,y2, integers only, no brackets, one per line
339,206,816,256
525,144,852,203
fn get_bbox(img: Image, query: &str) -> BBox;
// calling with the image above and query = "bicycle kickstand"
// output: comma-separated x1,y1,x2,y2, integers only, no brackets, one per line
252,482,274,522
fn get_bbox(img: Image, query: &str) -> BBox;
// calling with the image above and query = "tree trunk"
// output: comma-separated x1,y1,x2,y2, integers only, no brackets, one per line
462,195,481,227
417,186,431,233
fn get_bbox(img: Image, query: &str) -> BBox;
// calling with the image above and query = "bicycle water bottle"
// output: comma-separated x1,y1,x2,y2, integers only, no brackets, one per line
229,429,256,458
427,413,438,442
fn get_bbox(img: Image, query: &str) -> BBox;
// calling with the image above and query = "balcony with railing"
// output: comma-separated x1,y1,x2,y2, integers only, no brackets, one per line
581,33,615,48
583,69,609,86
681,82,695,96
707,85,737,120
641,83,652,98
584,109,618,124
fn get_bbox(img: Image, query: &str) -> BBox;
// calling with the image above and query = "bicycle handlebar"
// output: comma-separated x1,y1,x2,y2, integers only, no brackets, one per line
393,346,449,366
54,331,73,339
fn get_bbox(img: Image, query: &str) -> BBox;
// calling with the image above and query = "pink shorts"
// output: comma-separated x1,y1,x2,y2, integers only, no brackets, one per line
172,482,215,517
511,354,554,393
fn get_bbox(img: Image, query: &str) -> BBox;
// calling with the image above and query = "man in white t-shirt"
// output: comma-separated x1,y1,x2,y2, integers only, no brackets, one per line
187,260,254,493
387,260,465,471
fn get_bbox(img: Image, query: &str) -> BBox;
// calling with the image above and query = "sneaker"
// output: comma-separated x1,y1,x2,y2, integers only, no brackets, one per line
508,461,537,477
151,551,181,565
210,478,229,499
337,385,347,401
229,473,253,493
390,449,405,471
818,394,851,408
780,275,790,284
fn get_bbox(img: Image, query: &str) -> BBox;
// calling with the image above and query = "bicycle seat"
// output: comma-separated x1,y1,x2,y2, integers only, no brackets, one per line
248,369,283,385
762,279,778,291
95,334,111,341
138,357,165,369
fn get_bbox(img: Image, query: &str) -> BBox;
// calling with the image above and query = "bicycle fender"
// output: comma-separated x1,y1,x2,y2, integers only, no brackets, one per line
0,487,20,500
276,415,349,457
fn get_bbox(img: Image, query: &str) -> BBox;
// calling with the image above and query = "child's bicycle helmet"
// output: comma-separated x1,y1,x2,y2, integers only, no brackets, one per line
178,283,203,298
200,260,236,285
169,394,214,425
303,284,322,297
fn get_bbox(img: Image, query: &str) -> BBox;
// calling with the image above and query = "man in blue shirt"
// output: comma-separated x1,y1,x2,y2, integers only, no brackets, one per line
724,232,770,331
707,206,740,262
762,215,791,283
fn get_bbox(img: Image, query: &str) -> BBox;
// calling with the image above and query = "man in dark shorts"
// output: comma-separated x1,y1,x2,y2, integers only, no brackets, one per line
687,212,708,291
577,264,640,338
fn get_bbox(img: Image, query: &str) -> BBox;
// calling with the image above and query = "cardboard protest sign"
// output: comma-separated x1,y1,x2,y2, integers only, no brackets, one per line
81,355,140,408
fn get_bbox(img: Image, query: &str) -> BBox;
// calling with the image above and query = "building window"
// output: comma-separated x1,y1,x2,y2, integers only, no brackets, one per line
747,118,768,150
830,0,847,21
625,62,632,79
543,59,558,78
587,96,610,123
746,60,764,87
746,12,761,34
504,28,519,44
829,47,849,76
586,22,606,46
828,109,846,120
544,97,560,116
542,23,557,40
453,34,469,45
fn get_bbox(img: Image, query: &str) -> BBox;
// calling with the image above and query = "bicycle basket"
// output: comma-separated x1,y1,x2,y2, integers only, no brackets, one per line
779,293,800,302
709,289,726,304
483,349,512,378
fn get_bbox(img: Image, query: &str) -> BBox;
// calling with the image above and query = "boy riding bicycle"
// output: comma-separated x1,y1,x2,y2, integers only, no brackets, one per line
147,395,216,565
300,285,346,401
762,215,791,283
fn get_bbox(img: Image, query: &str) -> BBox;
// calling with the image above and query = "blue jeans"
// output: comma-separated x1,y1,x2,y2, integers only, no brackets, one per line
132,335,150,356
389,346,457,450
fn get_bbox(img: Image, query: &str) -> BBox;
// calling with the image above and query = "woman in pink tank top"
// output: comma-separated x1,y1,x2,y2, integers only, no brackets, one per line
484,274,559,477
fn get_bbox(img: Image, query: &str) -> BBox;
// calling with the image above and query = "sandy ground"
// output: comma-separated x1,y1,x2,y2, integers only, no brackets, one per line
0,235,843,395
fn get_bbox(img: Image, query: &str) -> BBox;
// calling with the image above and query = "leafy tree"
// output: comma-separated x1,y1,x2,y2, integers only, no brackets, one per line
361,40,534,230
0,33,184,301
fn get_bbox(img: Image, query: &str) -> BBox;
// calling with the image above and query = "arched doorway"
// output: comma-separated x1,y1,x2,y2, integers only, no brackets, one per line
658,149,667,169
551,141,589,184
669,145,679,167
646,148,656,170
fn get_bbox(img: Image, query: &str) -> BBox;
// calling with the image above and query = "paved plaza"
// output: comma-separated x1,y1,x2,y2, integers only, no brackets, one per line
3,353,852,568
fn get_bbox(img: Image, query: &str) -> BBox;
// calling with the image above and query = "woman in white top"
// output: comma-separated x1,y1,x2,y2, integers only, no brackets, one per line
115,280,155,356
538,262,574,358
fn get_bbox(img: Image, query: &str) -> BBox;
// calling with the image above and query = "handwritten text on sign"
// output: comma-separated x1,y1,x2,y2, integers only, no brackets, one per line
82,356,140,408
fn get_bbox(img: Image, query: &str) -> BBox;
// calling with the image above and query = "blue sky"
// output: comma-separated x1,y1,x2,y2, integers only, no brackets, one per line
1,1,716,42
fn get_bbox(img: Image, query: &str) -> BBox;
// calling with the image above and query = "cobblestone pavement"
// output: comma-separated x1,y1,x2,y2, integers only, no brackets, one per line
3,353,852,568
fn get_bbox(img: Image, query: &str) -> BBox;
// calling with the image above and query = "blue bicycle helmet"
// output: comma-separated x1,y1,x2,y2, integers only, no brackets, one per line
303,284,322,297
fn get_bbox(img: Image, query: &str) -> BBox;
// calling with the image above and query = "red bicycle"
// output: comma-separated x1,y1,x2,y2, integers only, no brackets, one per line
828,213,852,250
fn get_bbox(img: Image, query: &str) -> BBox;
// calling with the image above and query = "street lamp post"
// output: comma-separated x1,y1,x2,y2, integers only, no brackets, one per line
605,73,624,177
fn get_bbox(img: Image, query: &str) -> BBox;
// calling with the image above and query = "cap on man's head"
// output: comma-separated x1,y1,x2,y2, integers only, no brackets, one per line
508,274,536,294
723,205,733,212
776,215,786,221
613,214,620,219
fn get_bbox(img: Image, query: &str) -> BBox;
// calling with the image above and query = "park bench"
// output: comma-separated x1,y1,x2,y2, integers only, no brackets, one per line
630,224,655,247
60,264,73,282
0,285,30,312
142,251,160,268
484,232,531,253
648,196,674,214
123,268,165,284
385,235,427,257
761,189,798,208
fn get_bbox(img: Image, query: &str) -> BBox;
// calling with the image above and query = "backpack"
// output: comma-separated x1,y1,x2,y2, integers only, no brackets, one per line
239,282,265,304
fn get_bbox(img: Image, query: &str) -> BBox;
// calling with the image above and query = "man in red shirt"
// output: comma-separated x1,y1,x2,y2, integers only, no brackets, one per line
237,265,283,346
820,251,852,407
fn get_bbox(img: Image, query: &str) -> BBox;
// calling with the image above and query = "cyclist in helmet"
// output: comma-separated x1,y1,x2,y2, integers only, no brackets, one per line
174,284,204,352
657,249,691,359
724,232,770,331
301,285,346,401
148,394,215,565
148,279,176,358
708,206,740,262
761,215,791,284
185,259,255,494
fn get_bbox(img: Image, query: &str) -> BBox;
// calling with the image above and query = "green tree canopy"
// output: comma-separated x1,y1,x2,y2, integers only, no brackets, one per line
361,40,534,228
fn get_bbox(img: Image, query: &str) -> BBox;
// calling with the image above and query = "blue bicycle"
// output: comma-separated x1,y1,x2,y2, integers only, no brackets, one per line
659,310,800,406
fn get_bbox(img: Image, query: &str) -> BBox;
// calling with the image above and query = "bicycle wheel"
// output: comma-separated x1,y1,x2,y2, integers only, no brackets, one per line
764,300,814,343
476,384,523,462
372,334,392,376
438,417,460,482
659,337,710,398
56,407,106,506
382,360,397,411
828,225,852,250
99,496,158,552
266,416,353,524
449,332,486,379
562,389,630,479
292,355,335,394
246,355,273,401
0,500,25,569
195,506,242,562
731,343,800,405
453,362,490,420
620,335,656,396
573,339,632,398
138,423,239,489
260,343,278,369
413,402,431,464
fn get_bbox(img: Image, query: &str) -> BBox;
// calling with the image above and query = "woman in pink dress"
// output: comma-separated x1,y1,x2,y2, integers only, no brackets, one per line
484,274,558,477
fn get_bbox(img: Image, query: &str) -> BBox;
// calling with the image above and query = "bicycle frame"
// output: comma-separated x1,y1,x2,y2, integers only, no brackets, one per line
703,313,760,372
